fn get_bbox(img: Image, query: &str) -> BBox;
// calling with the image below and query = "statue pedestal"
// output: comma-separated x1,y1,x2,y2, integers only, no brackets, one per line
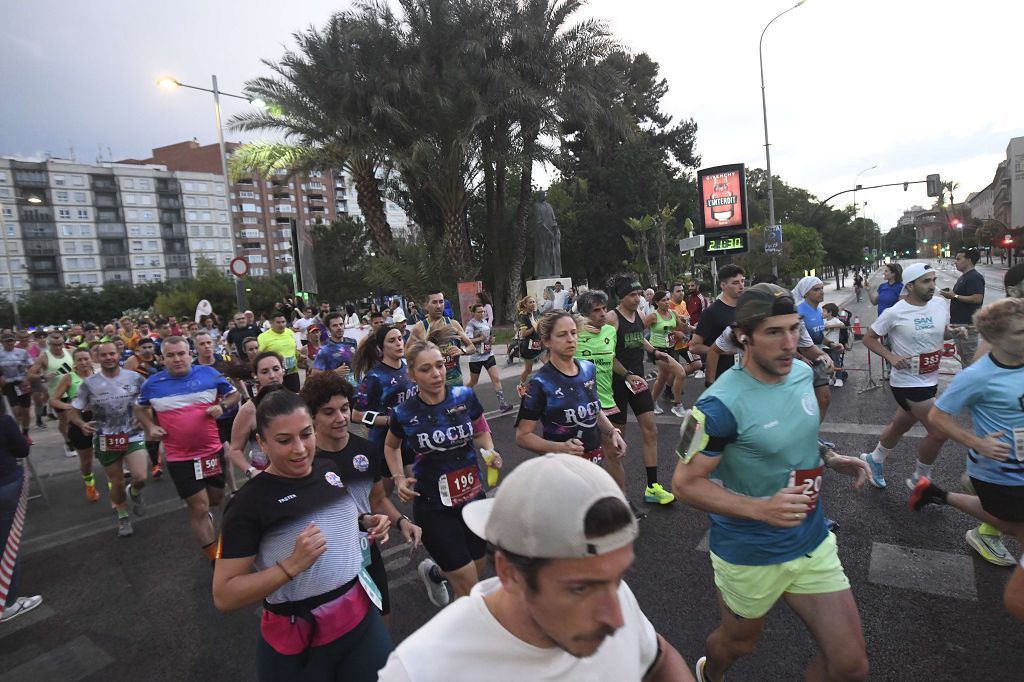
526,277,572,311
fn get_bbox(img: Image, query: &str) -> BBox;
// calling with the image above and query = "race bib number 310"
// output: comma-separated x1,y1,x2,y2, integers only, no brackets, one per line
438,464,482,507
101,433,129,453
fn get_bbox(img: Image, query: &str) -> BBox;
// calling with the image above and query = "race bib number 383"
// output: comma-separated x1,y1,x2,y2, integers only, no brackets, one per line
918,350,941,375
438,464,482,507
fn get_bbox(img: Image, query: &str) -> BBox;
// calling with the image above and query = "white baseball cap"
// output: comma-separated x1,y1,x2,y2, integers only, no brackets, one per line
392,309,406,323
902,262,935,283
462,454,639,559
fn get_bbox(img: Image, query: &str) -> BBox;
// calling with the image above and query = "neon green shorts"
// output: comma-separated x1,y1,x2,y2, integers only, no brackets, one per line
710,532,849,619
94,437,146,468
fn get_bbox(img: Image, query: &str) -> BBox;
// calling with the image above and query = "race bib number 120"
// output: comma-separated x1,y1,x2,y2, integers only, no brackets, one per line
788,465,824,512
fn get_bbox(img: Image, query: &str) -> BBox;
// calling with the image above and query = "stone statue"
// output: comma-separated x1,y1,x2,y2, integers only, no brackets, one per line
532,191,561,278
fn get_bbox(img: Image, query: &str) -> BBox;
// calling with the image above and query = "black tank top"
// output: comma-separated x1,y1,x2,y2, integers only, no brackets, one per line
615,308,646,375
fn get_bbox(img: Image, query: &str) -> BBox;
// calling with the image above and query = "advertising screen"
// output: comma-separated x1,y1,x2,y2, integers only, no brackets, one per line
697,164,748,232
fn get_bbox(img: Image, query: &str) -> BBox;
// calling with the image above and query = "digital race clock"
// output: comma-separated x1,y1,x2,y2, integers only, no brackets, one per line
705,232,749,255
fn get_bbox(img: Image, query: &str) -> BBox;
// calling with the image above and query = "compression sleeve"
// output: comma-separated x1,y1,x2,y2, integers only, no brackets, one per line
693,395,738,456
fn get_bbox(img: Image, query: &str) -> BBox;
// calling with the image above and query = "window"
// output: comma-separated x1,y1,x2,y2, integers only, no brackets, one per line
149,256,160,266
0,188,10,200
215,197,226,209
137,179,151,190
144,225,156,236
72,176,84,187
81,242,94,253
129,225,140,236
131,240,142,251
184,196,196,207
138,273,148,281
219,227,229,238
68,274,81,285
126,209,138,219
64,242,77,254
124,193,136,204
184,182,194,191
123,178,135,189
187,211,198,221
239,191,254,199
201,211,212,221
84,274,98,284
0,170,6,182
74,192,86,203
142,210,154,220
196,196,210,208
1,207,11,219
242,216,257,224
139,195,153,205
54,175,66,186
77,209,89,219
134,256,146,267
58,208,72,219
146,240,158,250
203,225,213,237
151,273,162,282
215,184,224,194
62,224,75,237
82,256,95,268
197,182,208,192
56,191,68,202
241,203,257,213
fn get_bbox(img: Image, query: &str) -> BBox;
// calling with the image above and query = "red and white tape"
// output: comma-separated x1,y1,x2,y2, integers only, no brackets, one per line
0,466,30,617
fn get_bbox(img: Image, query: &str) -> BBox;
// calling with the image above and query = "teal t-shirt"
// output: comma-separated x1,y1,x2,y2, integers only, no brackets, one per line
692,361,827,565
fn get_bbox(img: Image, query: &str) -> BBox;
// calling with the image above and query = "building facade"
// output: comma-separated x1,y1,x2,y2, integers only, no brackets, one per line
137,140,415,278
0,156,230,294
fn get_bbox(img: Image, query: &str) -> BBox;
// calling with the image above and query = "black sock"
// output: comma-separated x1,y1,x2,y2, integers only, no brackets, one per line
428,564,445,584
912,482,948,510
646,466,658,488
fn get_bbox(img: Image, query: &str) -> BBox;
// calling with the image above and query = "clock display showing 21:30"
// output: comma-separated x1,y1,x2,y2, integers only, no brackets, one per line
706,233,748,254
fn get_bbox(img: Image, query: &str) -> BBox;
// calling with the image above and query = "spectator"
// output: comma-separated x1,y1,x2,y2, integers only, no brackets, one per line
0,412,40,623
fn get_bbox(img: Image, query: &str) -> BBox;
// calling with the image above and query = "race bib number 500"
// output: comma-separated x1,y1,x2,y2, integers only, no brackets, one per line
194,454,223,480
438,464,482,507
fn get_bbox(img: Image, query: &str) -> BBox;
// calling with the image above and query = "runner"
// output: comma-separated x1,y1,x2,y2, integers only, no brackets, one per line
514,295,543,396
28,329,76,457
853,271,864,302
671,280,704,381
686,279,711,329
792,276,834,419
118,316,141,351
672,283,870,682
226,311,262,359
909,297,1024,614
50,348,99,502
0,332,34,439
605,274,675,508
515,310,627,468
867,262,904,381
409,290,476,390
124,337,165,478
310,312,356,385
377,454,691,681
134,336,240,561
23,330,49,429
384,330,503,605
258,312,301,392
463,303,511,411
69,342,149,537
940,248,985,365
860,263,955,490
644,290,697,417
690,265,745,386
227,351,285,478
302,371,424,624
195,331,241,491
213,389,394,679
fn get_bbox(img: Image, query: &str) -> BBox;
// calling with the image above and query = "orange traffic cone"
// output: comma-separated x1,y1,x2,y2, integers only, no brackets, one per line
853,316,863,340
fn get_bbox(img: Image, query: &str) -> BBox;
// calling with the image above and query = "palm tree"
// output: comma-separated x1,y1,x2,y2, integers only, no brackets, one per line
227,9,399,258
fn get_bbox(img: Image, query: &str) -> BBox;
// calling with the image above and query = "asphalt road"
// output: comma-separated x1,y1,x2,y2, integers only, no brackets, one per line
3,259,1022,681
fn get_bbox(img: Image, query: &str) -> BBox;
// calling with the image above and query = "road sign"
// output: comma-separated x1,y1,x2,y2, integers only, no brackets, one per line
678,234,705,252
764,224,782,253
229,256,249,278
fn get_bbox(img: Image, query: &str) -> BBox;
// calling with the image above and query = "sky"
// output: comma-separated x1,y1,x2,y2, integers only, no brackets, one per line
2,0,1022,232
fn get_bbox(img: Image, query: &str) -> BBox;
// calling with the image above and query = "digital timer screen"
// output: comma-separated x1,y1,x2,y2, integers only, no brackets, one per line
705,233,749,255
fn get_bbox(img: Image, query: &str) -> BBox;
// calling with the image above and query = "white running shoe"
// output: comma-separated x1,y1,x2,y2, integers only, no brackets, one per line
833,378,844,388
653,404,664,415
692,370,705,379
418,559,451,607
671,404,687,418
0,595,43,623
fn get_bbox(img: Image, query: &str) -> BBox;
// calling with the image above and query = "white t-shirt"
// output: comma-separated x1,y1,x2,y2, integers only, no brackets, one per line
293,317,314,342
377,577,659,682
823,318,843,346
870,296,948,388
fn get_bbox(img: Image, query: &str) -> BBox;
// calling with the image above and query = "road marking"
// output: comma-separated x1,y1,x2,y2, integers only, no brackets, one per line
695,530,709,553
384,555,412,572
0,635,114,682
868,542,977,601
21,498,185,557
0,604,54,641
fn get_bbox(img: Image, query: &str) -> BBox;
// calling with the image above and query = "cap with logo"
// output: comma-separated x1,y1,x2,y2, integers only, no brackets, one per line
734,283,797,329
901,262,934,284
462,453,638,559
614,276,643,298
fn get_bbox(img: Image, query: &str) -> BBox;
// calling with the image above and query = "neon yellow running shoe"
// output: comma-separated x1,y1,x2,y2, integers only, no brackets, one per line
644,482,675,505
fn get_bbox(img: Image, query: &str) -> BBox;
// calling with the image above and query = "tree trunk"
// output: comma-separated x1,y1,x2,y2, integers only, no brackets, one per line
482,131,509,322
349,156,394,257
503,127,538,323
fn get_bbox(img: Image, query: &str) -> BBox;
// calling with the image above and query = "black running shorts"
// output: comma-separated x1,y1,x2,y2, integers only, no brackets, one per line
67,411,93,451
167,454,226,500
2,383,32,409
468,356,497,375
890,385,937,412
608,376,655,425
413,497,487,573
970,478,1024,523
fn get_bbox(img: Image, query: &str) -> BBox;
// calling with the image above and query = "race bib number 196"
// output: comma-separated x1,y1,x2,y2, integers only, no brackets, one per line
438,464,482,507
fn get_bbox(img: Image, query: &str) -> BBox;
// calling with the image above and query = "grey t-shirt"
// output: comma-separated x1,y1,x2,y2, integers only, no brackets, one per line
464,319,493,362
72,370,146,438
0,347,32,382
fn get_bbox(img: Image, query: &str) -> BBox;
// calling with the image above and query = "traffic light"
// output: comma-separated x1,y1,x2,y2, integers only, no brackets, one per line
1004,235,1014,247
926,174,942,197
951,219,963,229
922,237,929,244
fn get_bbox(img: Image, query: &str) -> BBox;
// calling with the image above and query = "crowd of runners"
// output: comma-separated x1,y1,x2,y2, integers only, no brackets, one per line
1,252,1022,682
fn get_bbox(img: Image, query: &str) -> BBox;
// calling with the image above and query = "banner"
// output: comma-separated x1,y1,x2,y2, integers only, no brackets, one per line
291,219,319,295
457,281,483,326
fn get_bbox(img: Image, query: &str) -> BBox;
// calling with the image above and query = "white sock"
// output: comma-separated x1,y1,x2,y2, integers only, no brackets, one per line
915,461,933,480
870,443,894,464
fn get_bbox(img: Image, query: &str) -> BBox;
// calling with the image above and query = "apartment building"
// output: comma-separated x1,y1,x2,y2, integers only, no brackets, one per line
0,156,231,293
139,140,415,277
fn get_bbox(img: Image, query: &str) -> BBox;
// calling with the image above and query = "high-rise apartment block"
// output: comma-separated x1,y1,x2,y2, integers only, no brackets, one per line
0,157,231,293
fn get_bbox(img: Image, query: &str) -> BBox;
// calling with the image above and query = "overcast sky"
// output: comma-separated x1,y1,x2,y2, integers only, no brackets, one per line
3,0,1021,231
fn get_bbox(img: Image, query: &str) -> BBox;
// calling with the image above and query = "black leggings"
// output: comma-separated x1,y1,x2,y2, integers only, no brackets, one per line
256,606,392,682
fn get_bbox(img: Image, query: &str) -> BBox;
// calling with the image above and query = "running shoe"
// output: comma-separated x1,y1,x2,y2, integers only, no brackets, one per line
117,517,134,538
833,378,844,388
965,527,1015,567
653,404,664,415
418,558,450,607
694,656,714,682
644,483,675,505
859,453,886,489
64,445,77,458
671,404,687,418
151,464,163,479
818,438,835,449
628,500,648,520
85,483,99,503
126,484,145,516
35,417,46,429
499,400,513,413
907,477,941,511
0,595,43,623
692,370,705,380
905,472,921,491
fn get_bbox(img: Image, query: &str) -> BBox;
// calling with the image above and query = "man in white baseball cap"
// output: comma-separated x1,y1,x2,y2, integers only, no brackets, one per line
377,454,691,681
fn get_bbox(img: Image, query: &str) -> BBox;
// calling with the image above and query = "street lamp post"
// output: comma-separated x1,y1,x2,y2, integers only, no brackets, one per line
157,75,264,313
760,0,807,277
0,194,41,329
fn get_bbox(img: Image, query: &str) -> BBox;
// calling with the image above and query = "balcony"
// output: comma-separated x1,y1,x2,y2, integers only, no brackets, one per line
104,270,131,284
95,195,117,207
167,267,191,280
97,223,126,237
101,254,129,268
100,240,127,256
156,179,179,193
164,240,188,254
166,254,190,268
241,242,263,251
158,197,181,210
160,210,182,223
91,177,117,190
21,223,57,238
27,257,59,272
13,171,47,187
29,274,61,290
96,209,123,223
161,224,187,238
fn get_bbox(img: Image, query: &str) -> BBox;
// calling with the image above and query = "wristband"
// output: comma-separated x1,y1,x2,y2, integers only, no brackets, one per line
361,411,380,427
276,560,294,580
397,515,411,530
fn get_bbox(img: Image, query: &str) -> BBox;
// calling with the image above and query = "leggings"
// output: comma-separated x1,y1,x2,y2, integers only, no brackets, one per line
256,605,392,682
